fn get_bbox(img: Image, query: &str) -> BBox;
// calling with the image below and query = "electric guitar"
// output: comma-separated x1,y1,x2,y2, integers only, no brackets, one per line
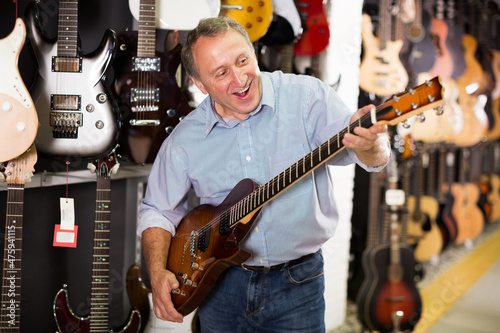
128,0,220,31
0,145,37,331
359,0,409,96
0,18,38,163
114,0,194,163
293,0,330,56
26,0,119,159
220,0,273,43
53,151,141,332
167,77,445,316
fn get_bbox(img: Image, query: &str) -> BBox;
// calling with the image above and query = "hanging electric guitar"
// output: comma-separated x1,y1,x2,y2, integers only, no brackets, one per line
0,145,37,331
293,0,330,56
114,0,194,163
25,0,119,159
53,151,141,332
0,18,38,163
167,77,444,316
128,0,220,31
359,0,409,96
219,0,274,43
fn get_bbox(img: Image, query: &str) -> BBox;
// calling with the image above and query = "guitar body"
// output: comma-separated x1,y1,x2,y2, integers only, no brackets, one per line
293,0,330,56
113,32,193,163
54,287,141,333
436,189,459,249
452,182,484,244
447,20,466,79
487,173,500,222
126,265,151,333
168,178,260,315
26,3,119,159
128,0,220,31
0,18,38,163
426,17,453,79
360,245,422,332
220,0,273,42
409,9,436,74
359,14,409,96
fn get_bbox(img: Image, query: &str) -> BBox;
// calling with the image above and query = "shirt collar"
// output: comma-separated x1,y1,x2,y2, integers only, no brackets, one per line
203,72,276,137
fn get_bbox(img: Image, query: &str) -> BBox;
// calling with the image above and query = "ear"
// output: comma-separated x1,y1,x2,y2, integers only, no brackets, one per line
191,77,208,95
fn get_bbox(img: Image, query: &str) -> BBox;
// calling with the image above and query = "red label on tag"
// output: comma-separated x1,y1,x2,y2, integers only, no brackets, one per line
53,224,78,248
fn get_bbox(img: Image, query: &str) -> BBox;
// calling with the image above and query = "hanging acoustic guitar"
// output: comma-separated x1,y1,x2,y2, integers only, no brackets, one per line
167,77,445,316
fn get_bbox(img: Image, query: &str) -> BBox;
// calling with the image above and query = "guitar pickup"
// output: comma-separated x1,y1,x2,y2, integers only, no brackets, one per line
130,88,160,104
132,57,161,72
197,229,211,252
52,57,82,72
51,94,81,111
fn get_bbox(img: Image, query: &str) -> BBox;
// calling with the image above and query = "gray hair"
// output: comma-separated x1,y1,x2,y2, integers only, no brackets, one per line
181,17,253,80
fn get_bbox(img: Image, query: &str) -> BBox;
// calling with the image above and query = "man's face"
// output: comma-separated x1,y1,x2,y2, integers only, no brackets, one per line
191,29,262,120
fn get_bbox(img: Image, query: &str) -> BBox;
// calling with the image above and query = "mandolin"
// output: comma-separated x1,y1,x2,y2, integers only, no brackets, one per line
113,0,194,163
26,0,119,159
167,77,445,315
0,19,39,163
0,145,37,331
53,151,141,332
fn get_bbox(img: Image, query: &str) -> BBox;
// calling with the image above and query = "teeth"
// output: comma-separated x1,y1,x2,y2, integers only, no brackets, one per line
237,87,249,94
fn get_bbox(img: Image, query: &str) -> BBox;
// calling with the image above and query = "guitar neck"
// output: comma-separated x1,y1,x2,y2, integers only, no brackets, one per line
1,184,25,330
57,0,79,57
137,0,157,58
90,174,112,327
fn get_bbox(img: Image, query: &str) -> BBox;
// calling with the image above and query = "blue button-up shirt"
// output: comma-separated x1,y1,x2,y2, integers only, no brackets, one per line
138,71,380,266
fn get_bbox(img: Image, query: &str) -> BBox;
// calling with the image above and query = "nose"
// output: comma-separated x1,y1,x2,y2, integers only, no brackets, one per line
231,67,246,86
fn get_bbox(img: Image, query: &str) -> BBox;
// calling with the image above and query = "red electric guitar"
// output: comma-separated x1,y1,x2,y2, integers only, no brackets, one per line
53,151,141,332
293,0,330,56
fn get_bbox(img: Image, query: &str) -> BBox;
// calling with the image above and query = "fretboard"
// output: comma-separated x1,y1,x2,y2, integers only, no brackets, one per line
0,184,25,331
57,0,79,57
89,175,112,329
137,0,156,58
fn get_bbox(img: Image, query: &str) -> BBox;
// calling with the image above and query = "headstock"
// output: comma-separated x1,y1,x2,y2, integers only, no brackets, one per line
88,149,120,179
0,145,37,185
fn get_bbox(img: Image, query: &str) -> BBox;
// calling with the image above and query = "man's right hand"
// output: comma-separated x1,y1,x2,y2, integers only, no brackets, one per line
150,269,184,323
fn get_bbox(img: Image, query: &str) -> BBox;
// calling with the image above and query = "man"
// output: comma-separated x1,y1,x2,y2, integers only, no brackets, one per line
138,17,390,332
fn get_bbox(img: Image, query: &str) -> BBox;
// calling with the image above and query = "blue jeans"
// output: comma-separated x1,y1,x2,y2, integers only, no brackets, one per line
198,251,325,332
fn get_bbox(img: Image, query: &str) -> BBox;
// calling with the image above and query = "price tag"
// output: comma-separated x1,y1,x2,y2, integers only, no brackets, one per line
385,189,405,206
53,198,78,247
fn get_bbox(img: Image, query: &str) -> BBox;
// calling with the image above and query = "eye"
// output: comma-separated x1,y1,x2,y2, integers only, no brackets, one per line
217,70,227,77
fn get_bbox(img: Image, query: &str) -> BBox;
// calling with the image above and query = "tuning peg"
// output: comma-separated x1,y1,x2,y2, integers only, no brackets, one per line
434,105,444,116
0,172,5,183
419,113,426,122
87,163,96,174
111,163,120,174
402,120,411,129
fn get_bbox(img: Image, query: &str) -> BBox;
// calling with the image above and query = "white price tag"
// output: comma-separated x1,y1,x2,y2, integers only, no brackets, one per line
60,198,75,230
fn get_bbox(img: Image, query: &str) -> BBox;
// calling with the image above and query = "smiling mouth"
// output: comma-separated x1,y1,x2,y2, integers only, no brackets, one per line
234,84,250,97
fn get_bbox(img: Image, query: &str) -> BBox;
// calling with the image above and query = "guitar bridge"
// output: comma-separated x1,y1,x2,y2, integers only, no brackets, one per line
50,112,83,138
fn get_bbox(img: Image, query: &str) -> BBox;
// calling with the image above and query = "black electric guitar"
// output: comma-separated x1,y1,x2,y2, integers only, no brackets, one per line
53,151,141,332
167,77,445,316
113,0,193,163
26,0,119,159
0,145,37,332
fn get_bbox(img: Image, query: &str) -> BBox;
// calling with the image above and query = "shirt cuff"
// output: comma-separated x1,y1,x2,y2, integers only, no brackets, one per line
137,209,177,237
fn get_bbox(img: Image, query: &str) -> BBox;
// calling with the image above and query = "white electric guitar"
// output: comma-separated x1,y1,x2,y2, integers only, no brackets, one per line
26,0,119,159
0,18,38,163
128,0,220,30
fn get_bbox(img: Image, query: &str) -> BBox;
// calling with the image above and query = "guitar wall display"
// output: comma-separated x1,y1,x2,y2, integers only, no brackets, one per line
167,77,444,316
113,0,194,163
0,18,38,163
53,151,141,332
0,145,37,332
26,0,120,160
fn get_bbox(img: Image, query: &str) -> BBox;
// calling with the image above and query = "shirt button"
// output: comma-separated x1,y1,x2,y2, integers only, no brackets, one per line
241,122,246,127
259,259,264,264
254,227,259,232
246,156,251,161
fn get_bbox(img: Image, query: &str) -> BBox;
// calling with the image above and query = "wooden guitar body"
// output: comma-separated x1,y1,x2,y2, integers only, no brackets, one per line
113,32,193,163
220,0,273,42
487,173,500,222
54,287,141,333
409,9,436,74
359,14,408,96
0,18,39,163
168,178,260,315
436,187,459,248
452,182,484,244
360,245,422,332
293,0,330,56
26,3,119,159
426,17,453,79
126,265,151,333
